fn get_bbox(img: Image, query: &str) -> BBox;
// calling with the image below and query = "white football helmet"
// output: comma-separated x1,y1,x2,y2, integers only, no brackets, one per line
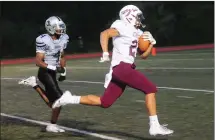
119,5,145,28
45,16,66,35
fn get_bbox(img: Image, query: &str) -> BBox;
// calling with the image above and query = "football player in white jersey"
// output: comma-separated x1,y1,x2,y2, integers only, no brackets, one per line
19,16,69,133
54,5,173,136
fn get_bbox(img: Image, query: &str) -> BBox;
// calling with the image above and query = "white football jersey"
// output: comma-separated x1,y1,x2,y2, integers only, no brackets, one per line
110,20,143,67
36,34,69,66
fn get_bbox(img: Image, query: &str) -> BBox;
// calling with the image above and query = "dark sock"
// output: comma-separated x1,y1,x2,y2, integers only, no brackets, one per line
51,120,56,124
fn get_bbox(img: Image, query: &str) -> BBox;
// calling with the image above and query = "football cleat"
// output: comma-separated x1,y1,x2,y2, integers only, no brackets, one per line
18,76,37,87
46,124,65,133
52,90,73,108
149,124,174,136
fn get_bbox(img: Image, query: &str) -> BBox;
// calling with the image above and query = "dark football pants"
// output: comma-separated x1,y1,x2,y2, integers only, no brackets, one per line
37,67,63,103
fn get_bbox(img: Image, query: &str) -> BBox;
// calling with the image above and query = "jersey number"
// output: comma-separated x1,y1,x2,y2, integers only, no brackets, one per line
129,40,137,57
54,51,61,62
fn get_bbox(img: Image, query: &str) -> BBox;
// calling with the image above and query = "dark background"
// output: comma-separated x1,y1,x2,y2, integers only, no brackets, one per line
0,1,214,59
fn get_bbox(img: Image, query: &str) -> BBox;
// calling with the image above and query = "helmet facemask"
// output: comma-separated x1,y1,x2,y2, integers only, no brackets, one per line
135,13,146,29
54,23,66,35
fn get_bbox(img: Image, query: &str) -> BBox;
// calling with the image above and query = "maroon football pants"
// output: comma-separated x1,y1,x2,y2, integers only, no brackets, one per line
100,62,157,108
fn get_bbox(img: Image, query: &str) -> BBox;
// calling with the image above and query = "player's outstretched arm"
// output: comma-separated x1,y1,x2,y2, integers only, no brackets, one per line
140,44,154,59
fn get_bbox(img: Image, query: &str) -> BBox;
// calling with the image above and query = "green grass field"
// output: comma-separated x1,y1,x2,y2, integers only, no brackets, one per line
1,49,214,140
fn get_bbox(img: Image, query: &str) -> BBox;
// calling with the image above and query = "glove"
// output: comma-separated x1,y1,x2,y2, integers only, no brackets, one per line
99,52,110,63
58,75,66,82
142,31,156,45
56,67,65,73
58,67,66,82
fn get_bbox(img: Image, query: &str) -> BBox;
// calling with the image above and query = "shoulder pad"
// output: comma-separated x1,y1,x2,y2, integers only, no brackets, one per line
110,20,125,35
111,20,124,28
36,34,49,44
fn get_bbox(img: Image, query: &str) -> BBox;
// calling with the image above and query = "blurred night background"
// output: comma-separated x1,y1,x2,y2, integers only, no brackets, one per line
0,1,214,59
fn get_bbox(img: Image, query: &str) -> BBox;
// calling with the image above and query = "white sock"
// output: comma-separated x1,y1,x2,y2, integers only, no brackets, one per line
149,115,160,125
67,96,81,104
32,83,38,88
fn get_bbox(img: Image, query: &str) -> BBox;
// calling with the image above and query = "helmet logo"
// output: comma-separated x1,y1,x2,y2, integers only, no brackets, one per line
132,9,138,12
47,21,51,26
122,9,131,17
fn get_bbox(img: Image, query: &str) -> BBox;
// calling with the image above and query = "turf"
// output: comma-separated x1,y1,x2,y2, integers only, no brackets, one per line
1,49,214,140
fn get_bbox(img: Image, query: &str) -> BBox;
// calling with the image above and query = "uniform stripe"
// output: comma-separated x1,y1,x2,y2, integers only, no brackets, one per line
56,16,61,21
36,43,46,47
36,45,46,48
36,42,44,44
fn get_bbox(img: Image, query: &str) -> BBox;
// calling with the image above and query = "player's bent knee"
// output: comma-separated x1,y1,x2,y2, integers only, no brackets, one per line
101,102,113,108
100,97,113,108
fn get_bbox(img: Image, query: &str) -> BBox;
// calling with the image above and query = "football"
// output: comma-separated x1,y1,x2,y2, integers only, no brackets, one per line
138,35,150,52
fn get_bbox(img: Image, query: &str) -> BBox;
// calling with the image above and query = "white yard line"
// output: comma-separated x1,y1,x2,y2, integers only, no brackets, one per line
204,92,214,95
12,66,214,71
176,96,194,99
1,113,123,140
1,78,214,93
157,86,214,93
135,100,145,103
